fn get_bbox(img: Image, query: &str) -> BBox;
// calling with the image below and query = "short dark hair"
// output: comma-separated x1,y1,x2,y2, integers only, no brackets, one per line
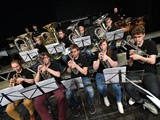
131,25,145,36
70,44,80,51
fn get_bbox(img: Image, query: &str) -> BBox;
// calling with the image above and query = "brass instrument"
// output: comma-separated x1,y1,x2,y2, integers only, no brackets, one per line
95,42,110,68
42,22,59,45
62,47,79,74
93,13,108,39
125,35,149,64
67,21,81,43
12,73,21,86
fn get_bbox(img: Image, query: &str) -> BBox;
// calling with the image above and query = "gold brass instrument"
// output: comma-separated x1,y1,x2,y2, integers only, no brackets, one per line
93,13,108,39
67,21,81,43
42,22,59,45
124,35,149,64
95,42,110,68
62,47,79,74
12,73,21,86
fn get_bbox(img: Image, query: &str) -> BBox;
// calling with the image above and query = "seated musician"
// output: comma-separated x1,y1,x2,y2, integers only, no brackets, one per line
125,25,160,115
6,60,35,120
34,52,66,120
78,24,94,65
93,39,124,114
66,44,96,117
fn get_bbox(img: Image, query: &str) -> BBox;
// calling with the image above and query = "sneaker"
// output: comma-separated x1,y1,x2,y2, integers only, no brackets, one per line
89,105,96,115
71,105,81,117
117,102,124,114
104,96,110,106
143,100,158,115
128,97,135,105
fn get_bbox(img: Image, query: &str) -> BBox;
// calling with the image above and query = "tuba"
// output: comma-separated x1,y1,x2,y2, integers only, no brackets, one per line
42,22,59,45
67,21,81,43
93,13,108,39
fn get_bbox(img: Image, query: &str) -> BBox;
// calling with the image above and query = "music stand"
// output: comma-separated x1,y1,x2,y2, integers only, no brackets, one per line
0,85,24,106
105,28,125,42
19,49,38,62
19,78,58,99
61,77,89,120
73,36,91,48
45,43,65,54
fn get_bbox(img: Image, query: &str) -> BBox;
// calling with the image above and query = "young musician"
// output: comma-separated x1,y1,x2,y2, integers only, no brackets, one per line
125,25,160,115
93,39,124,114
6,60,35,120
66,44,96,117
34,52,66,120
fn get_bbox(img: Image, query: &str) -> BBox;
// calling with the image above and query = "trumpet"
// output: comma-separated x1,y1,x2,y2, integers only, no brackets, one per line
95,42,110,68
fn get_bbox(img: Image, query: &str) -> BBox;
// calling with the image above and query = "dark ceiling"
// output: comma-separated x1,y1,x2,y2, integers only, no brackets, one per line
0,0,159,48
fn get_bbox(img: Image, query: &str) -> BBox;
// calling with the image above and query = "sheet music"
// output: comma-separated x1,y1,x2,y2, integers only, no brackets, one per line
19,78,58,99
61,77,84,90
103,67,126,83
73,36,91,47
19,49,38,62
45,43,64,54
105,29,125,41
0,85,24,106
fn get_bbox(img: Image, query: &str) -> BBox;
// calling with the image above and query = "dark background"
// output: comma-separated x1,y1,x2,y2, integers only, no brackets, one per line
0,0,159,48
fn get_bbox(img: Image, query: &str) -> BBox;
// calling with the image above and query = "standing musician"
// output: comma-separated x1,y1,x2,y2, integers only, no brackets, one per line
66,44,96,117
6,60,35,120
34,52,66,120
93,39,124,114
125,25,160,115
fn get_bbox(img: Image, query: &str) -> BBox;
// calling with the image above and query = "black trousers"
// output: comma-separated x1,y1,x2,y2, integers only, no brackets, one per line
125,72,160,103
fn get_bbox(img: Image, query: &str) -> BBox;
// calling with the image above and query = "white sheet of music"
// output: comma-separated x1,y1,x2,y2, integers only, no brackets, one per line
61,77,84,90
19,78,59,99
0,85,24,106
45,43,64,54
73,36,91,47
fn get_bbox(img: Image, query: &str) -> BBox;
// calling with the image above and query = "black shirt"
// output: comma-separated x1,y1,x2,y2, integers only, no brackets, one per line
60,36,72,48
127,40,158,74
93,50,117,73
35,44,49,54
9,69,34,88
70,54,89,78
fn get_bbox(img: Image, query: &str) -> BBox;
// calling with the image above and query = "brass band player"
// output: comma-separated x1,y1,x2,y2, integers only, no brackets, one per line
34,52,66,120
6,60,35,120
92,39,124,114
66,44,96,117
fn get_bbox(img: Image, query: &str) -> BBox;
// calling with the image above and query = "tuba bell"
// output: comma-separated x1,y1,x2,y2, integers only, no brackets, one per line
42,22,59,45
67,21,81,43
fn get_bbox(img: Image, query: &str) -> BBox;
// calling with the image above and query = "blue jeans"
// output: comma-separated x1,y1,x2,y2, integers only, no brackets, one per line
95,72,122,102
81,49,93,64
65,77,94,109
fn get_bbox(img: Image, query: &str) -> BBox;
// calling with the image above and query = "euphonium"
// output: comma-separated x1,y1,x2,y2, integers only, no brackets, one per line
95,42,110,68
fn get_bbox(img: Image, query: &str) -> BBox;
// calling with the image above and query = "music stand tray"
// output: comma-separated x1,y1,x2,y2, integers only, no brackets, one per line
45,43,64,54
0,85,24,106
73,36,91,48
61,77,84,90
19,78,59,99
19,49,38,62
103,66,126,84
105,28,125,42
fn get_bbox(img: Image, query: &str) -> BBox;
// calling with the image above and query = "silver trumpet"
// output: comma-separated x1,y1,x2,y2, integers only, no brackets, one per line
95,42,110,68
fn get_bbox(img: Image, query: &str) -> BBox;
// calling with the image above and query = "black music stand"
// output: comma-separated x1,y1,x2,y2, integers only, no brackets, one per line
45,43,65,54
0,85,24,106
105,28,125,42
19,49,38,64
73,36,91,48
61,77,89,120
